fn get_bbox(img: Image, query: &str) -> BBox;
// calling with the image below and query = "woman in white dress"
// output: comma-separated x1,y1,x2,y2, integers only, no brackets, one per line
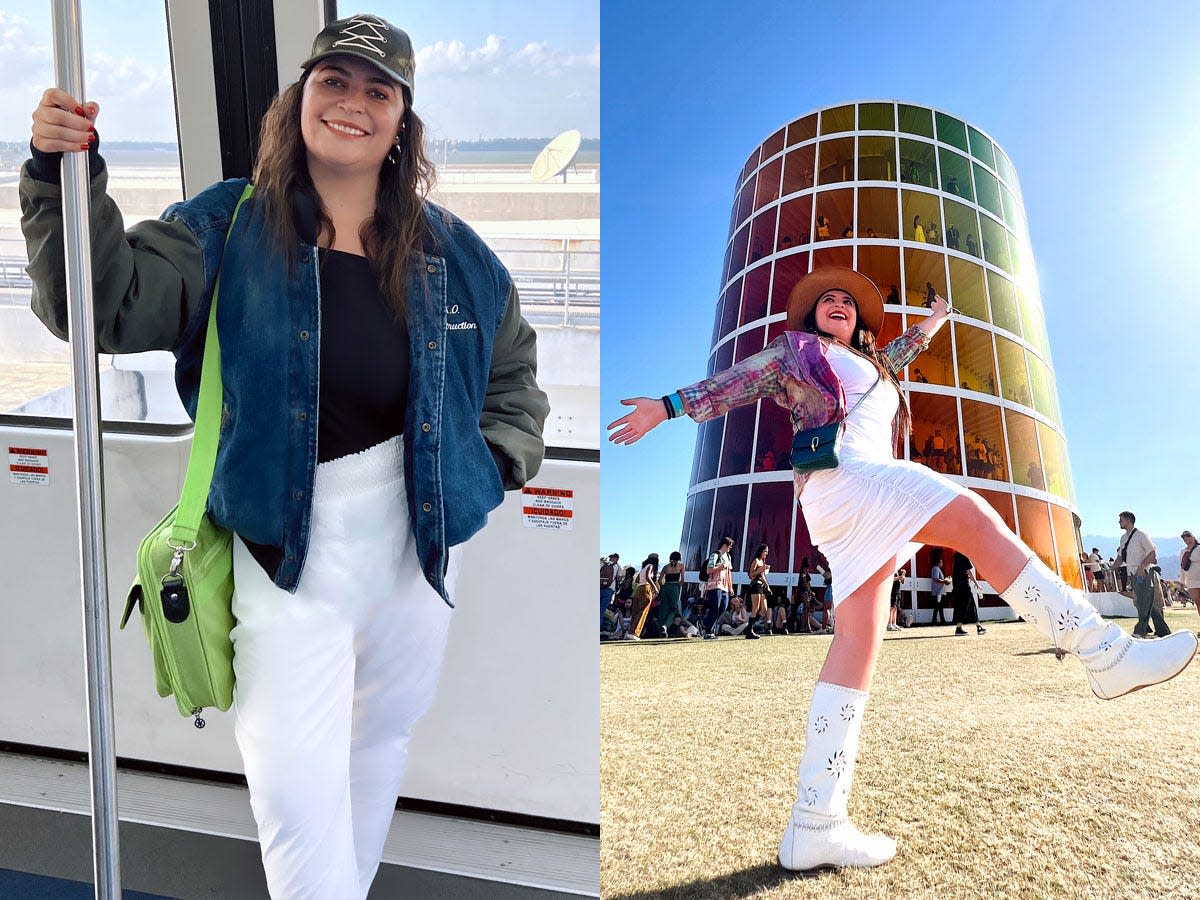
608,266,1197,871
1180,531,1200,615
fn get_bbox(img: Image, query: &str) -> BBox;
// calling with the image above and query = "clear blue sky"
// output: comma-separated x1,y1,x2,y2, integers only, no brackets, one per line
601,0,1200,567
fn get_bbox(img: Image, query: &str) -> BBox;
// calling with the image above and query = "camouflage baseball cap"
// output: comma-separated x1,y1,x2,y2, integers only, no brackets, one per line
301,14,414,97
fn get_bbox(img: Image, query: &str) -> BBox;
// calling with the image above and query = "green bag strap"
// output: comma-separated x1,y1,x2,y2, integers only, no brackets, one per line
169,183,255,545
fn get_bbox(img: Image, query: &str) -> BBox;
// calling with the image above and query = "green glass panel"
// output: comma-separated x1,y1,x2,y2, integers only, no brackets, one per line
938,148,974,203
1017,289,1049,357
858,135,896,181
995,147,1017,188
967,126,997,169
987,270,1021,336
935,112,969,152
899,138,937,188
973,163,1004,220
898,104,934,138
820,104,854,135
1000,183,1021,228
1026,351,1055,420
858,102,895,131
980,215,1011,273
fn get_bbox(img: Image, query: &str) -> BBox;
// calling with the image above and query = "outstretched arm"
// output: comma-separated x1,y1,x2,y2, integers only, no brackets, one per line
915,294,953,340
607,396,669,445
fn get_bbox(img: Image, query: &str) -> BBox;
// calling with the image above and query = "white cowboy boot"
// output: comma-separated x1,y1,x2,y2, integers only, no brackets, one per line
1003,557,1197,700
777,682,895,870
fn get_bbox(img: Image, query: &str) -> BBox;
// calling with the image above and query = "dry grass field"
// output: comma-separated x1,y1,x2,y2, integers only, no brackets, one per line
601,610,1200,900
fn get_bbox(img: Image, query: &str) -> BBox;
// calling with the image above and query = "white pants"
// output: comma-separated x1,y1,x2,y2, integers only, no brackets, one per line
230,437,456,900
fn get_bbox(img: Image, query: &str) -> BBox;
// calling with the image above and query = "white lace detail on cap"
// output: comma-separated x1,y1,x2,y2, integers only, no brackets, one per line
333,15,390,58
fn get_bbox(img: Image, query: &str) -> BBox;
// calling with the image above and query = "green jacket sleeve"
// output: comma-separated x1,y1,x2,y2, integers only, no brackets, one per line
480,283,550,490
19,159,209,354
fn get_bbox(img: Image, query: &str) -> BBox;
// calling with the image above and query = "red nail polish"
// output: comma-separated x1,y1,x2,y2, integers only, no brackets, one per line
74,106,85,115
80,143,89,151
88,133,96,143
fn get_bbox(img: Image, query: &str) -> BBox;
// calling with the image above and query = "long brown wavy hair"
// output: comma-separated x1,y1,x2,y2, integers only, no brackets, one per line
251,73,437,320
801,302,912,440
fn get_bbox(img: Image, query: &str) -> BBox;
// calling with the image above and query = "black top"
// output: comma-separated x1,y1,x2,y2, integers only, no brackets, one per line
316,247,410,463
243,247,409,576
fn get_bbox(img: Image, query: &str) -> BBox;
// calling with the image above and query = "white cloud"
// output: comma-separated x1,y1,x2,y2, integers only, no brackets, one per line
412,33,599,138
0,10,174,141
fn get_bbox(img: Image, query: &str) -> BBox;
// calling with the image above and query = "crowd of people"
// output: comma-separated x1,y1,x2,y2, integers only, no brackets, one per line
601,543,998,641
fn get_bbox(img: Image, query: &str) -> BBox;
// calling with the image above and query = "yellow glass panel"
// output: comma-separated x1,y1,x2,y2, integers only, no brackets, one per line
953,323,998,396
1050,503,1084,588
987,270,1021,336
948,257,988,323
995,335,1032,406
903,248,947,308
1005,409,1042,489
901,189,942,246
820,104,855,135
858,136,897,182
817,137,855,186
961,399,1008,483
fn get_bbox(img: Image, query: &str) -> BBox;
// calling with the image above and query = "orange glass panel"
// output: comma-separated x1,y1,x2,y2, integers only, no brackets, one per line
908,392,961,475
762,127,786,161
1004,409,1042,489
782,144,816,196
902,247,946,308
961,398,1008,483
857,246,902,310
1050,503,1083,588
777,195,812,251
787,113,818,146
814,189,854,241
754,157,783,211
907,322,953,388
770,252,810,316
1015,495,1056,570
858,187,899,239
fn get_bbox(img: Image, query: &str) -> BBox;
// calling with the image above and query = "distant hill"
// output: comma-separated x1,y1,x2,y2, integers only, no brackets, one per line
1080,533,1187,581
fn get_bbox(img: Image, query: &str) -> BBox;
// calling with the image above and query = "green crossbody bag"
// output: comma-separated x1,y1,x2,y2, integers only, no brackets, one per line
119,183,254,725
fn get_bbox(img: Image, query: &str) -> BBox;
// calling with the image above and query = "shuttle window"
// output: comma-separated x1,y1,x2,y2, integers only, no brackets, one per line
1,6,186,427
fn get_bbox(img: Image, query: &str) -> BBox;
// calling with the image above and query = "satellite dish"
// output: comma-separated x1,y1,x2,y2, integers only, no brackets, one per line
531,129,582,183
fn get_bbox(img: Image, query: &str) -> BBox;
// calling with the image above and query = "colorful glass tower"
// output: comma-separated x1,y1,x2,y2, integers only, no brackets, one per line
679,101,1082,614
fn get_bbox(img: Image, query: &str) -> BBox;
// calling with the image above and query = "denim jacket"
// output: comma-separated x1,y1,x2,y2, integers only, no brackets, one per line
21,162,549,605
677,327,930,495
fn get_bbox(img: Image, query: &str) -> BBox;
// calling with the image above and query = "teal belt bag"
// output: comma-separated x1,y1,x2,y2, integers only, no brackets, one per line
119,184,254,724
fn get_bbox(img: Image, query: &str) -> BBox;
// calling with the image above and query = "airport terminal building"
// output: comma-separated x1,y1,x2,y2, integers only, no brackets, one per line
678,100,1083,612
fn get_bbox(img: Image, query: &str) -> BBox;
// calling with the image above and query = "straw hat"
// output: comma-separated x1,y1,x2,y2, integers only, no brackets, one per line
785,267,886,336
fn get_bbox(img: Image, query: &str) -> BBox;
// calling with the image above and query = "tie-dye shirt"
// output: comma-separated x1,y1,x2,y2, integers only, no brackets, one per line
677,325,931,495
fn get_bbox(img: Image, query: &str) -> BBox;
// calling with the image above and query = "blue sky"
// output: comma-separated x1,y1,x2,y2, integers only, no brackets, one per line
601,0,1200,565
0,3,598,141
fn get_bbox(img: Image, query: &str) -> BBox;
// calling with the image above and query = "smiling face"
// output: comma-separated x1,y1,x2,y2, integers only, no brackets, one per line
300,55,406,179
813,289,858,344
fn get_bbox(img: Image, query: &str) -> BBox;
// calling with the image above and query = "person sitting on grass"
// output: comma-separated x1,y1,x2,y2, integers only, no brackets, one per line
714,597,751,637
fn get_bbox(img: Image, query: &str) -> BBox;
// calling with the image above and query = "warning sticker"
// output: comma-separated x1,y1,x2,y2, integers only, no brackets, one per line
9,446,49,485
521,486,574,531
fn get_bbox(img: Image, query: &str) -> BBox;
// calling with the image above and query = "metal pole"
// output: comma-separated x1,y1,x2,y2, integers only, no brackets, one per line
51,2,122,897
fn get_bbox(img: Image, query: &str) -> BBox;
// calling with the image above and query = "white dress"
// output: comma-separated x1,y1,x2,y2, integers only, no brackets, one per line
1184,545,1200,590
800,344,967,606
